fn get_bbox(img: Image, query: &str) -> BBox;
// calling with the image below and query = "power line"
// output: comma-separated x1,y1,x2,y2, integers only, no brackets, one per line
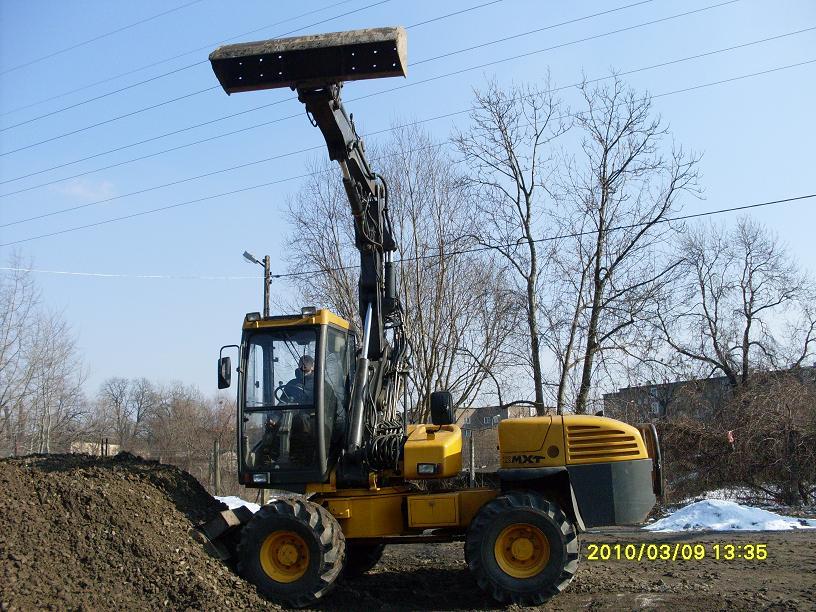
0,0,501,132
4,56,814,230
1,57,813,248
0,0,207,76
1,22,810,200
0,86,221,156
0,62,213,133
0,0,411,151
262,193,816,279
396,195,816,269
404,0,505,29
0,0,654,185
0,0,760,185
0,267,261,280
0,0,385,131
412,0,658,66
0,0,372,117
4,194,814,276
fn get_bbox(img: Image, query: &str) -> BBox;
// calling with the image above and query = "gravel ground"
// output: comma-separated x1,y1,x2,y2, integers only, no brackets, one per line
318,528,816,611
1,454,813,611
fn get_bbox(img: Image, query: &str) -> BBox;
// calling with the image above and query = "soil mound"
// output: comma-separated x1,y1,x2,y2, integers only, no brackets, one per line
0,453,278,611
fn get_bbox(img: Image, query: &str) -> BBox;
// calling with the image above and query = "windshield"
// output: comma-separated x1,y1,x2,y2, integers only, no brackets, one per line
245,329,317,408
244,328,318,470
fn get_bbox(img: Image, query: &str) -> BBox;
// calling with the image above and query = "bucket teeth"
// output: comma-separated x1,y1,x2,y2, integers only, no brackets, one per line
209,26,407,94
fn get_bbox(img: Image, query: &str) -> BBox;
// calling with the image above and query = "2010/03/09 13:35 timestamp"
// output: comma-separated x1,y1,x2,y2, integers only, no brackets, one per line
586,542,769,562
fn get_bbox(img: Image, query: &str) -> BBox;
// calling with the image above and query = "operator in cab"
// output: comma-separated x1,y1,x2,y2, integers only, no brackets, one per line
283,355,315,404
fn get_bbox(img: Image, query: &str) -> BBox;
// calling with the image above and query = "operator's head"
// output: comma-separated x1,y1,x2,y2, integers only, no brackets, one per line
299,355,315,375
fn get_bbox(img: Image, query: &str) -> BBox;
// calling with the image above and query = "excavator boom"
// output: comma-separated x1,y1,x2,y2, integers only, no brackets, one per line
209,27,408,455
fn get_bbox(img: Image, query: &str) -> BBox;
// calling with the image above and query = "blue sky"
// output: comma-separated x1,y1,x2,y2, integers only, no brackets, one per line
1,0,814,396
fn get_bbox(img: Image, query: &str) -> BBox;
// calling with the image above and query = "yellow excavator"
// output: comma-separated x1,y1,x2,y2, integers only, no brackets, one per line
199,26,662,607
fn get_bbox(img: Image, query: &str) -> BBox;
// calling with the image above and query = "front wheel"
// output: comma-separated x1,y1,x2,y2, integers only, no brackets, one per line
236,498,345,608
465,491,579,605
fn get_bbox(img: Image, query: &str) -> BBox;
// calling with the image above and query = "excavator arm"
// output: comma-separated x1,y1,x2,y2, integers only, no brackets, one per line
209,27,408,458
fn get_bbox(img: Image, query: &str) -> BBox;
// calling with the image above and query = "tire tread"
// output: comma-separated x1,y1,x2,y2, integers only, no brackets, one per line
465,491,579,606
236,497,345,608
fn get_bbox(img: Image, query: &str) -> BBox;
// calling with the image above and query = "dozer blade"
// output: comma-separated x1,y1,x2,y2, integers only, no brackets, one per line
209,26,407,94
190,505,255,561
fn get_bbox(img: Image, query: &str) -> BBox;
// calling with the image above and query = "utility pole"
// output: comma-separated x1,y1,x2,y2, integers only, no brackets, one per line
243,251,272,317
263,255,271,318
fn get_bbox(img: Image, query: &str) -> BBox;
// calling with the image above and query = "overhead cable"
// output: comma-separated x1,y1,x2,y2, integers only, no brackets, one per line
4,56,814,229
4,193,814,275
0,0,381,116
0,0,731,154
1,27,812,201
0,0,207,76
1,55,813,248
0,0,504,131
0,0,775,180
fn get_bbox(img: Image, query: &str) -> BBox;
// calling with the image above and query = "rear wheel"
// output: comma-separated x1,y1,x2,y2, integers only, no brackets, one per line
237,498,345,608
343,543,385,577
465,491,579,605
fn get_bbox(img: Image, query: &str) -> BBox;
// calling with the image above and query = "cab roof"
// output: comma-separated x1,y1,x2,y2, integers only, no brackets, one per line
242,308,351,331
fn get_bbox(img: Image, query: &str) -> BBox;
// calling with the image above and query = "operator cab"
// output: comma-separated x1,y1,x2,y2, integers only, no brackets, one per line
218,308,355,491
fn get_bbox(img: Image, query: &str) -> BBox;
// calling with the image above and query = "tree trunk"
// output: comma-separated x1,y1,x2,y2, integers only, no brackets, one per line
576,187,608,414
526,274,546,414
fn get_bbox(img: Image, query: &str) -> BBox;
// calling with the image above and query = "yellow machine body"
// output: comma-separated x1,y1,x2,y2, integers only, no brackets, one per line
312,485,499,538
498,415,649,468
241,308,351,331
401,424,462,478
305,414,658,539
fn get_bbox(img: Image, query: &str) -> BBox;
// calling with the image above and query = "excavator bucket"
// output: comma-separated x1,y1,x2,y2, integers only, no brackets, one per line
209,26,407,94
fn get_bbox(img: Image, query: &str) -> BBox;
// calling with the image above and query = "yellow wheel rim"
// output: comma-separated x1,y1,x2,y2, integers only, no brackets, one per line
260,530,310,583
494,523,550,578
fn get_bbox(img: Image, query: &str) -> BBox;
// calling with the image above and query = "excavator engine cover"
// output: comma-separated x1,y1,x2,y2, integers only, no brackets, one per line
209,26,408,94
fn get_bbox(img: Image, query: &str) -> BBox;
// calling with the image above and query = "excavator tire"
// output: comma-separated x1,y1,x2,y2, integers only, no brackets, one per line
236,498,345,608
343,543,385,577
465,491,579,606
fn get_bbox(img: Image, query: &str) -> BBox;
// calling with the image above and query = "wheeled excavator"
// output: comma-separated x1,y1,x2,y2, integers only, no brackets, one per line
198,26,663,607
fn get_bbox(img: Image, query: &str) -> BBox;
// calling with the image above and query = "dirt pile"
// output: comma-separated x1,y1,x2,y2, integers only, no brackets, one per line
0,453,278,611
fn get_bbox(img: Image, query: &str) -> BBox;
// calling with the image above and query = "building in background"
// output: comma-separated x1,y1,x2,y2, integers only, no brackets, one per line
603,365,816,423
455,404,538,474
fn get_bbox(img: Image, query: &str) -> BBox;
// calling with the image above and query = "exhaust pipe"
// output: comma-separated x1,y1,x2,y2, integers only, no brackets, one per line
209,26,407,94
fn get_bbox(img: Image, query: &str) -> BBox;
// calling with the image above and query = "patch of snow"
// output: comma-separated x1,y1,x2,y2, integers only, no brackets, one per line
215,495,260,514
645,499,816,532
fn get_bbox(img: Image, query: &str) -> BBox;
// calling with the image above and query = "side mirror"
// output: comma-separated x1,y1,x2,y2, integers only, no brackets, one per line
218,356,232,389
430,391,455,426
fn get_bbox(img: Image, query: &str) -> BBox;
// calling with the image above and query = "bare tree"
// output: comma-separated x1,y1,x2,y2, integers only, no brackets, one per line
146,382,211,470
98,377,132,449
658,216,815,387
454,76,698,414
1,259,89,455
453,78,568,414
553,77,700,413
0,257,42,454
128,377,157,442
27,314,88,453
285,124,516,420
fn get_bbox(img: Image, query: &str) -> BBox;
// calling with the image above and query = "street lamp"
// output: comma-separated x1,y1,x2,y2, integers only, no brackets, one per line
243,250,271,318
